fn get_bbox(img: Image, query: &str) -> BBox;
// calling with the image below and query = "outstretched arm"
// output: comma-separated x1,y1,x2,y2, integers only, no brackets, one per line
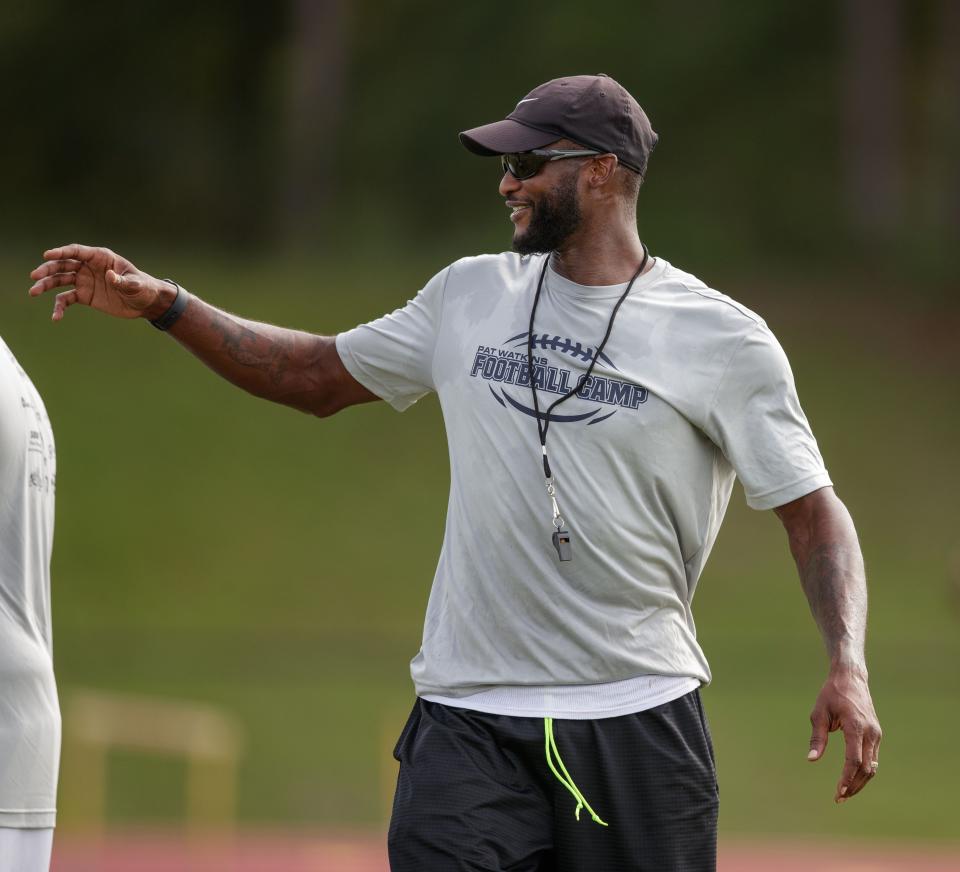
774,486,882,803
29,244,377,417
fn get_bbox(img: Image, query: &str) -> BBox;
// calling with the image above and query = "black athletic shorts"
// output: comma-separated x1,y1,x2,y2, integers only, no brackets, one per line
388,690,718,871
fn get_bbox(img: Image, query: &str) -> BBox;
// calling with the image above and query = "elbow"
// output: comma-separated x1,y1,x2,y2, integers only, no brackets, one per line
307,370,351,418
290,384,343,418
276,376,343,419
308,396,343,419
303,375,360,419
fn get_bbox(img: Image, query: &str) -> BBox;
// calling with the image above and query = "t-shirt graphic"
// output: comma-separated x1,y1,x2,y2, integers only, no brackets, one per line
471,331,648,426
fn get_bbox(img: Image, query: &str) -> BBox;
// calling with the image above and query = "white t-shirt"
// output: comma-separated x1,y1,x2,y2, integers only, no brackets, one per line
0,337,59,828
336,253,831,701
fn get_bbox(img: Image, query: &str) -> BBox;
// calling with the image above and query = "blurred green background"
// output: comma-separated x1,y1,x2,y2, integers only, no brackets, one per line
2,0,958,846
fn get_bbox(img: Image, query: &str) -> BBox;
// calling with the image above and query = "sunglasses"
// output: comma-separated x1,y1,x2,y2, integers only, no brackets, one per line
501,148,603,180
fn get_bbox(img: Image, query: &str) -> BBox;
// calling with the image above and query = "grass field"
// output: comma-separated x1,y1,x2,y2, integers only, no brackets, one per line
2,250,958,842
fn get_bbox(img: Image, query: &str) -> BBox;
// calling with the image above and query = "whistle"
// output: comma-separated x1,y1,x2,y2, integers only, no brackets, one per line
552,529,572,562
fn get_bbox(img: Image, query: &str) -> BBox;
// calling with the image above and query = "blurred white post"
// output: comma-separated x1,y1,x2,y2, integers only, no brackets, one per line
62,689,244,833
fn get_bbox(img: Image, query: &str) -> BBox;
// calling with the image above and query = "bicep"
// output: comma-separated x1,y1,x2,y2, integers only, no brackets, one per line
773,484,836,527
773,485,856,564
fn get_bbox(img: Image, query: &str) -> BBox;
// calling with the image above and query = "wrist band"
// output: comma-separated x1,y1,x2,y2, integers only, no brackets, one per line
150,279,190,331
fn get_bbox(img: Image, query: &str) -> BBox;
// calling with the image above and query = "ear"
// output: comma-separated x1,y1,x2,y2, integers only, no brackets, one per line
586,154,619,189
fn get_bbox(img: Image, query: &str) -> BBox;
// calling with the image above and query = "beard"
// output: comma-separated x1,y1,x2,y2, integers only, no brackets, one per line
512,171,582,255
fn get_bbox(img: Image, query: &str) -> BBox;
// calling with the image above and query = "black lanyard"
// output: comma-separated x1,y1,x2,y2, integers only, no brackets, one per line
526,244,650,560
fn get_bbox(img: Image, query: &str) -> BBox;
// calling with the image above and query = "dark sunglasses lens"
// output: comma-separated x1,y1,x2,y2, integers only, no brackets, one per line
502,153,544,180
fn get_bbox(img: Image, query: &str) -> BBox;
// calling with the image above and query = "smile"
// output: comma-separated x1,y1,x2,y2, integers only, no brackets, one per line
507,202,530,224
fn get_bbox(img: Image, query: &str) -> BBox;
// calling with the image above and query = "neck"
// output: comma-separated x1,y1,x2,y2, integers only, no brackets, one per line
549,219,649,285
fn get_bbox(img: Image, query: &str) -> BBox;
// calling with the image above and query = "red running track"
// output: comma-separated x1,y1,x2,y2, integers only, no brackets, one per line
50,832,960,872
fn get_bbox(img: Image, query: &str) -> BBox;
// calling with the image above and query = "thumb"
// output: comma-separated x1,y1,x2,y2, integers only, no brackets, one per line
106,269,144,295
808,708,829,761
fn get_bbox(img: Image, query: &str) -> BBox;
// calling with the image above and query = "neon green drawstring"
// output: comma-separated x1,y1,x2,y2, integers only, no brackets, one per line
544,717,609,827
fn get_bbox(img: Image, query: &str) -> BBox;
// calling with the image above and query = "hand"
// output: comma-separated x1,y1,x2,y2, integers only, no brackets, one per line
807,666,881,803
29,243,170,322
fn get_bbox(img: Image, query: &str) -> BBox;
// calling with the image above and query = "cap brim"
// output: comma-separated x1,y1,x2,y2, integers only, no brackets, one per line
459,119,559,156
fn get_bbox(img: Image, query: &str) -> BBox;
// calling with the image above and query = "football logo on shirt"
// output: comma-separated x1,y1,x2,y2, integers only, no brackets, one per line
469,332,648,426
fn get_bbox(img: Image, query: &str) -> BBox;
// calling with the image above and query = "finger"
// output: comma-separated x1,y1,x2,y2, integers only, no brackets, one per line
29,272,77,296
845,726,882,799
30,259,83,281
844,756,872,799
835,725,865,802
808,707,829,762
43,243,108,264
843,764,875,799
843,721,882,800
52,290,79,322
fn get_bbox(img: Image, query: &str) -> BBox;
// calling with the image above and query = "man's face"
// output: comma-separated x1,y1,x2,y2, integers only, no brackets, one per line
499,150,584,255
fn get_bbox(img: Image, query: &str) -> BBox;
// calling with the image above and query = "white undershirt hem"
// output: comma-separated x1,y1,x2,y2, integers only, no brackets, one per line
421,674,701,720
0,827,54,872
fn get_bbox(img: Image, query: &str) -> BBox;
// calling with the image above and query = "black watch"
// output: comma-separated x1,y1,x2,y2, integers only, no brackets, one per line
149,279,190,331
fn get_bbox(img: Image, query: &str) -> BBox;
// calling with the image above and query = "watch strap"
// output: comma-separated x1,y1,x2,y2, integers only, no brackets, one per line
149,279,190,331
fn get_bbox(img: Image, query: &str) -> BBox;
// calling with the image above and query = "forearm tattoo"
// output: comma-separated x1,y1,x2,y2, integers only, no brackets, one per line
207,308,295,387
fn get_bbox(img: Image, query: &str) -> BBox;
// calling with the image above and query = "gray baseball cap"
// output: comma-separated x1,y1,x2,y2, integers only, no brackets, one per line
460,74,658,176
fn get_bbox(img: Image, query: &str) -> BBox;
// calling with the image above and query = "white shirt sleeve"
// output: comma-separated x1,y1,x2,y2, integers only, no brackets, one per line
704,322,832,510
335,266,450,411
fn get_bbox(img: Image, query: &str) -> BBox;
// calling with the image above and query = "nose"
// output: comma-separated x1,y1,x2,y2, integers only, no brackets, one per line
499,168,521,198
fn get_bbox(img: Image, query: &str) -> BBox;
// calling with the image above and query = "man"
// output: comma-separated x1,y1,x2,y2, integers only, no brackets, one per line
0,335,59,872
29,74,880,871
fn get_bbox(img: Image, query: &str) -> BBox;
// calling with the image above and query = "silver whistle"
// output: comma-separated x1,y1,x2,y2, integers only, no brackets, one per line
552,529,572,562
